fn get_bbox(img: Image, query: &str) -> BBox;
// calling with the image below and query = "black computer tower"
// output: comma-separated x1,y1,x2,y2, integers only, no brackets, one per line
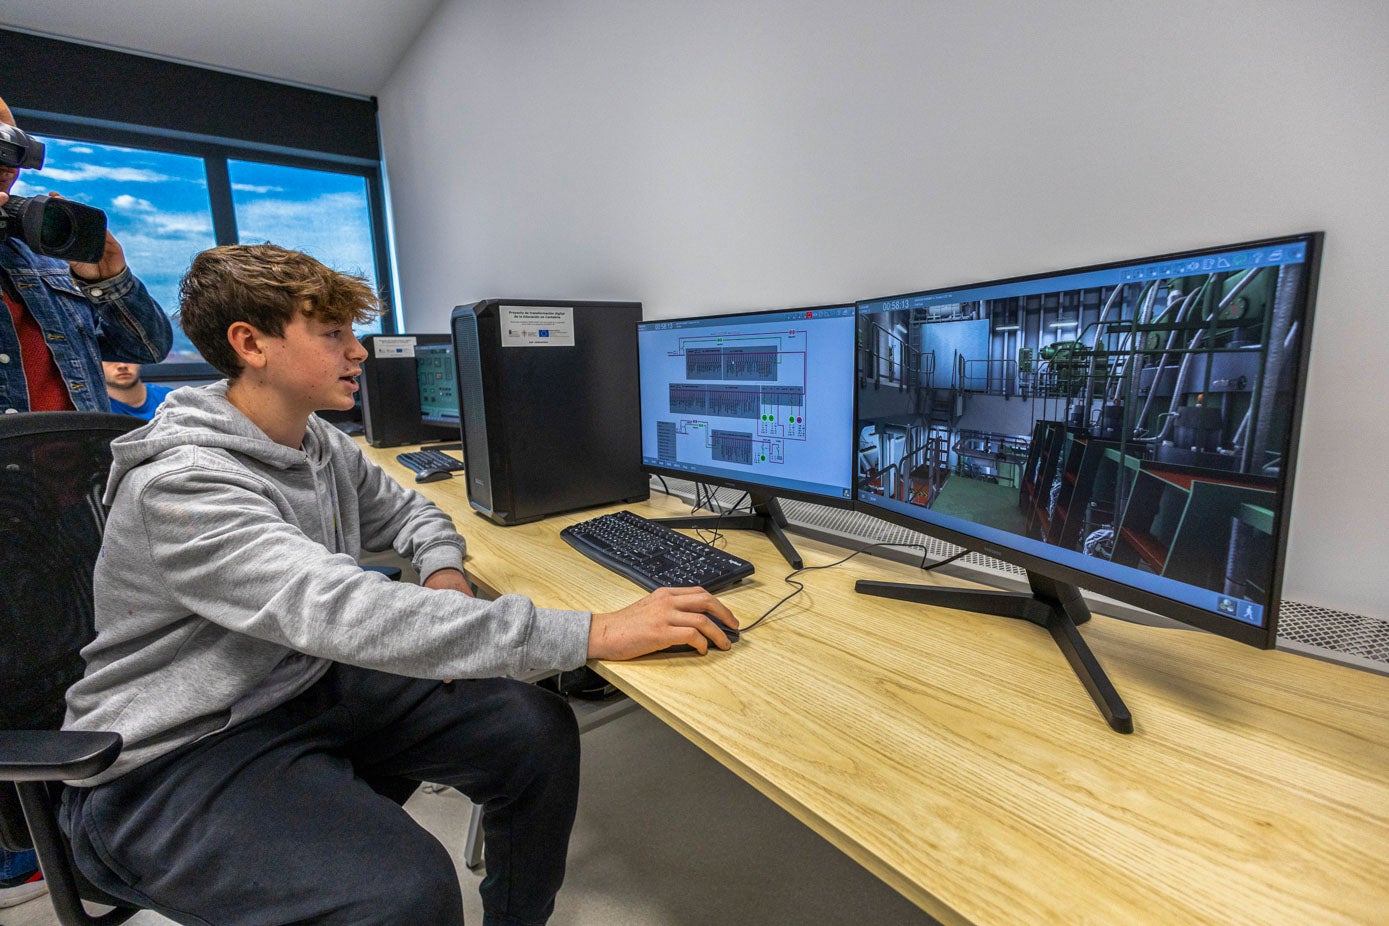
360,333,455,447
450,299,649,525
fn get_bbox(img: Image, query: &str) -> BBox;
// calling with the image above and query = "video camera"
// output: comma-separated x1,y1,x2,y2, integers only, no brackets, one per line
0,123,108,264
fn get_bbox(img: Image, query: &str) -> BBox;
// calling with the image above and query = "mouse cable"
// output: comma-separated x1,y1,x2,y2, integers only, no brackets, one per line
699,490,749,548
690,482,719,547
735,541,973,635
691,483,745,550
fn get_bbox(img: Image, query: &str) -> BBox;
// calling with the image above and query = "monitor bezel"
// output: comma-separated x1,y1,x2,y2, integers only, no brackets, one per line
853,231,1324,649
637,303,860,510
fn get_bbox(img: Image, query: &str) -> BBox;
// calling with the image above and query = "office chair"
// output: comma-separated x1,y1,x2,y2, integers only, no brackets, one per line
0,411,142,924
0,414,420,922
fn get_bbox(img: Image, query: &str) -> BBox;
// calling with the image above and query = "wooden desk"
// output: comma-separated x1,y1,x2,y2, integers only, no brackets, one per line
363,441,1389,925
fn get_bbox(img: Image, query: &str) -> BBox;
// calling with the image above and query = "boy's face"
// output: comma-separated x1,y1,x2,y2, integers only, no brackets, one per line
260,311,368,413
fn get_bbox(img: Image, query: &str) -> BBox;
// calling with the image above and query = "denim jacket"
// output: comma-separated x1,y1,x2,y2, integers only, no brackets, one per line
0,238,173,414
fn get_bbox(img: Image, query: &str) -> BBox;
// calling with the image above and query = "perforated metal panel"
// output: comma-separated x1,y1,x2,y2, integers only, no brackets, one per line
1277,601,1389,669
652,477,1389,673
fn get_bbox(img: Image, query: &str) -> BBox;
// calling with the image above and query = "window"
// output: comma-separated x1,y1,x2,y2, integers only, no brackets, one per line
13,114,394,375
14,138,218,363
229,160,383,339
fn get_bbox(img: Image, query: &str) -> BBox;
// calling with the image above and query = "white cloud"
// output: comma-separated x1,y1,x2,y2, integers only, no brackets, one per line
103,206,217,315
37,164,174,184
148,212,216,237
68,146,95,155
111,194,156,213
235,191,377,283
231,183,284,194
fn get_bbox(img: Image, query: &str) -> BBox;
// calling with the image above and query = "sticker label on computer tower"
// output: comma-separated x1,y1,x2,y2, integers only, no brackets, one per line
372,336,417,358
500,307,575,347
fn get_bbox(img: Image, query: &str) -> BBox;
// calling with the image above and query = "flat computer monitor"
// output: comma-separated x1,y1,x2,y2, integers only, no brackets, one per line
637,304,858,567
854,232,1322,731
415,342,460,428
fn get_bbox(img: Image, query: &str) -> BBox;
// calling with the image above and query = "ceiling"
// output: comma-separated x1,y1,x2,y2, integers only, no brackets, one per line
0,0,448,97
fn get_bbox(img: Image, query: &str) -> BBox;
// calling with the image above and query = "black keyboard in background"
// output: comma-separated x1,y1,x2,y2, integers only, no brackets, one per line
395,448,466,474
561,510,755,593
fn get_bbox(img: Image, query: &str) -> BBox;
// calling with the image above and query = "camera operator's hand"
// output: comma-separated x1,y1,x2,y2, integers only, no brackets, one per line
0,191,8,209
48,192,127,282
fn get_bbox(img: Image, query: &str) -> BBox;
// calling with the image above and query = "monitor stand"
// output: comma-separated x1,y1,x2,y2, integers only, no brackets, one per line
854,571,1132,734
650,493,803,569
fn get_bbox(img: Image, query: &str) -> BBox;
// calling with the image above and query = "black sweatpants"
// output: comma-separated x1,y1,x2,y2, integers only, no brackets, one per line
61,664,581,926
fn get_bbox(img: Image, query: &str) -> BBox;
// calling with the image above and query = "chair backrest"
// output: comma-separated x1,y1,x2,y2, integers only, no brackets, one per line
0,412,140,851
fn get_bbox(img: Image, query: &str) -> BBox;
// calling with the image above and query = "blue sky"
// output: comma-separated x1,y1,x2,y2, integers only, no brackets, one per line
13,136,382,361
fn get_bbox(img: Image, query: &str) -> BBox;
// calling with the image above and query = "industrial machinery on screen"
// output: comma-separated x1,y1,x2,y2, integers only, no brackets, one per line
857,260,1304,610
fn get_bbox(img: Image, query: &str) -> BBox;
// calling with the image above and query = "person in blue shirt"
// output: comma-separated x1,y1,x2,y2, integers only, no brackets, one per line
0,846,46,908
104,361,173,420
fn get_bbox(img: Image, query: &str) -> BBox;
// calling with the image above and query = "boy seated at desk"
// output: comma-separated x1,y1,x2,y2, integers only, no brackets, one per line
59,243,738,926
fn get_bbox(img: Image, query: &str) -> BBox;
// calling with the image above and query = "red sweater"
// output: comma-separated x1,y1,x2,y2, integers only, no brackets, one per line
3,286,75,411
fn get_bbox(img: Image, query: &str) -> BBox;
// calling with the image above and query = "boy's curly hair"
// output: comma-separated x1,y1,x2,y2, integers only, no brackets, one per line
177,243,382,379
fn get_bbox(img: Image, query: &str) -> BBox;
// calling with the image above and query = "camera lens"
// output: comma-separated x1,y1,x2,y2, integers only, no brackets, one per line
16,194,107,263
40,202,78,252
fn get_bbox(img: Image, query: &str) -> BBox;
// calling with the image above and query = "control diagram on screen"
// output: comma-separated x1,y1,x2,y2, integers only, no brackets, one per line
656,328,811,472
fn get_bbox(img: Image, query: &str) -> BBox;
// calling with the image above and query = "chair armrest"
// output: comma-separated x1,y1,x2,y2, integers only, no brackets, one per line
0,731,122,782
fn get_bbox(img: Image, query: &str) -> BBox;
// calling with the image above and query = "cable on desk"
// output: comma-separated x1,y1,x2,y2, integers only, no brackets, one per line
690,483,747,550
736,542,973,635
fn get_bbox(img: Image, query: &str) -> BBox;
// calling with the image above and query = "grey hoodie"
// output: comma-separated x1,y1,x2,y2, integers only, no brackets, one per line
63,381,591,786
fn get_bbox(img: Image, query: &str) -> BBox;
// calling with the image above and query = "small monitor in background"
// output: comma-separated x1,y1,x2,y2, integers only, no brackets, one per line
415,343,459,427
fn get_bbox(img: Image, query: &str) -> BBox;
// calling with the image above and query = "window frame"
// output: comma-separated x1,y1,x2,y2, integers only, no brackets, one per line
14,110,397,381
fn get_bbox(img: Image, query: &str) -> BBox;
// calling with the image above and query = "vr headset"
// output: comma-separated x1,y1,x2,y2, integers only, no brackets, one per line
1,122,108,264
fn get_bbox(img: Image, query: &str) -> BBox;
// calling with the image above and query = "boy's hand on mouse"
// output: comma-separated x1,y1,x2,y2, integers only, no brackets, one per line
588,586,738,660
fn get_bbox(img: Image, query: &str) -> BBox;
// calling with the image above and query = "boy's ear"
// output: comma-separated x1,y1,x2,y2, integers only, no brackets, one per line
226,321,270,371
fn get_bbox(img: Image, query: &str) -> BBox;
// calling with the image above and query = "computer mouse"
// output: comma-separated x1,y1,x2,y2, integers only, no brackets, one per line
661,614,740,654
414,468,454,484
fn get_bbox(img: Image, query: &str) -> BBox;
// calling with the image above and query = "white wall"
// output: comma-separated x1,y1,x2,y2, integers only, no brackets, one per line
379,0,1389,618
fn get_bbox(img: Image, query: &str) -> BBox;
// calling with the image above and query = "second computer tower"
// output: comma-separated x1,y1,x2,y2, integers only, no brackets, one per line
360,333,455,447
450,299,649,525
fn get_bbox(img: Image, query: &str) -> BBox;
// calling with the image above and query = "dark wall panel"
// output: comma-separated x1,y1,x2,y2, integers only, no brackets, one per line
0,29,378,160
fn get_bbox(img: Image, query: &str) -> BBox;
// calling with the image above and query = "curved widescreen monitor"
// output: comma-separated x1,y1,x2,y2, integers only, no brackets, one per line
638,305,857,505
855,232,1322,648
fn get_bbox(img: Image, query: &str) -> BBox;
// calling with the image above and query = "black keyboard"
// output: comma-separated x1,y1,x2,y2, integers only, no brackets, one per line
395,448,465,474
561,510,755,593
